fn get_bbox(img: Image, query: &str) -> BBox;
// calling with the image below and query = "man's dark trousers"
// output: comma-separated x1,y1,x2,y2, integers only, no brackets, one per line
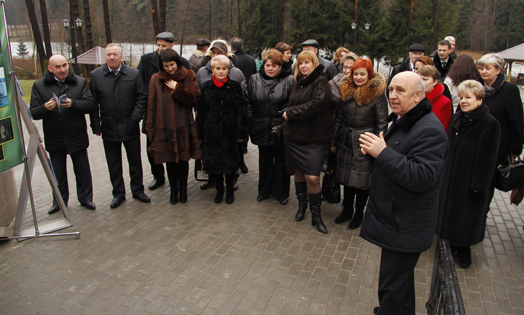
147,137,165,180
103,137,144,198
50,149,93,207
377,248,421,315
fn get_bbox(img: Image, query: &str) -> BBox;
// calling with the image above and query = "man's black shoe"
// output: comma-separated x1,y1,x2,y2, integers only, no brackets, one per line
48,205,60,215
373,306,380,314
133,193,151,203
110,197,125,209
80,201,96,210
148,178,165,190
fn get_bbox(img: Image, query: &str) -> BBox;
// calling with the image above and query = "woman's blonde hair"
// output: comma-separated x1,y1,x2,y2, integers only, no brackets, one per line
457,80,485,101
334,47,350,63
294,51,319,81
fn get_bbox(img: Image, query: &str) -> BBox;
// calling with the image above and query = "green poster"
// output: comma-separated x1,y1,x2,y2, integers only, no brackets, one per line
0,4,24,173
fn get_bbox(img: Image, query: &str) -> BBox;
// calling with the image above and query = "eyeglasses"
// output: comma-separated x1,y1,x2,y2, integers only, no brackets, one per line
343,66,352,70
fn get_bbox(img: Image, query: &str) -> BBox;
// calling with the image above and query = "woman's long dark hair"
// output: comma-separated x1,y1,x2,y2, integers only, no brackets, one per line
447,54,479,86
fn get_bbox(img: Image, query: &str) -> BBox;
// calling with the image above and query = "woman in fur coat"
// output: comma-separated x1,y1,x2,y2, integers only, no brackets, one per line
197,55,247,205
146,48,201,205
331,58,388,229
437,80,501,269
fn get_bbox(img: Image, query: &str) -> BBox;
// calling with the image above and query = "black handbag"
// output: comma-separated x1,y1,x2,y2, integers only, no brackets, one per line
194,159,209,181
270,124,284,148
495,155,524,192
322,152,341,204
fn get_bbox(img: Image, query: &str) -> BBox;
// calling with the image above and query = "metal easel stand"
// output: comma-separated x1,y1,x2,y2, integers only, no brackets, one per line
1,0,79,241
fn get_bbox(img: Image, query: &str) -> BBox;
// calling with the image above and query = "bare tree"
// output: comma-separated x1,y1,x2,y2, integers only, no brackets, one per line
159,0,166,32
180,2,189,55
39,0,52,58
303,0,310,41
24,0,46,72
353,0,358,49
283,0,290,43
237,0,241,37
431,0,441,49
83,0,94,50
151,0,160,35
102,0,112,44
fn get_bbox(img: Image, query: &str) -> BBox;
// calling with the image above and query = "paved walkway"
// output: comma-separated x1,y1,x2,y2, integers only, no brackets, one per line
1,120,524,315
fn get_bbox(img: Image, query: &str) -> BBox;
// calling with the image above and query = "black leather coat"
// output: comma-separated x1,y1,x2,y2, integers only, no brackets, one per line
30,69,94,154
246,70,294,147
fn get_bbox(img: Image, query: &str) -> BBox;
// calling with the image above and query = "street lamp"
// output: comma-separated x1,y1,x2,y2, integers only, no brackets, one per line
351,22,371,57
63,18,83,74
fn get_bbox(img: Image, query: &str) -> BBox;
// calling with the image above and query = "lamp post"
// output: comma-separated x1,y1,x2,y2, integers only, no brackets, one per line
351,22,370,57
63,18,83,75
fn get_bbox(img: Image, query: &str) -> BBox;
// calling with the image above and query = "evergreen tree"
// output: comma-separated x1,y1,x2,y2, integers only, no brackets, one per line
17,42,29,59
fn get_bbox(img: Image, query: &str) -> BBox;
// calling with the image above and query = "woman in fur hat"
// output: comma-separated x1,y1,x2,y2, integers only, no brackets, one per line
331,58,388,229
146,48,201,205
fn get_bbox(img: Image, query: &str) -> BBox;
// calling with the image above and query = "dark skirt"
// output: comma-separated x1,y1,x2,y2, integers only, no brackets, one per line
284,140,327,176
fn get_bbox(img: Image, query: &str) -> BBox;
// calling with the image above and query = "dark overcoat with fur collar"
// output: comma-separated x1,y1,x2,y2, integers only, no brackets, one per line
283,65,332,144
196,78,246,174
30,69,94,154
332,73,388,188
360,98,449,253
146,67,201,164
436,105,500,246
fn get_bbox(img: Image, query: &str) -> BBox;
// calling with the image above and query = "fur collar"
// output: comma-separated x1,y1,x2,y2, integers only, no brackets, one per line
388,97,433,131
426,83,444,103
43,68,77,85
339,72,386,105
296,64,325,86
192,49,206,58
157,66,188,82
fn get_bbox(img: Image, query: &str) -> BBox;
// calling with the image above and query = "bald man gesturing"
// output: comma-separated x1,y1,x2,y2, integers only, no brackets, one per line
359,72,449,315
30,55,96,214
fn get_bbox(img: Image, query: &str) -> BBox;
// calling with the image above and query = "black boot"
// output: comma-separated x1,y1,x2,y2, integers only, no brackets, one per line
225,174,235,204
458,246,472,269
167,163,178,205
295,181,308,222
335,186,355,224
310,192,328,234
214,176,224,204
348,188,369,229
178,162,189,204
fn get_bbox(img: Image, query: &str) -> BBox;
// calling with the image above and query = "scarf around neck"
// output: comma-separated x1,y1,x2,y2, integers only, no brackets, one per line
213,75,227,87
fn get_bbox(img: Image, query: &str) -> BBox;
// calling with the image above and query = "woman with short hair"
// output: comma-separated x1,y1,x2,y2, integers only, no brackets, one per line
331,58,388,229
437,80,501,268
146,48,201,205
417,65,452,132
197,55,246,204
275,42,293,75
444,54,479,110
283,51,333,234
332,47,350,74
246,49,294,205
413,56,434,73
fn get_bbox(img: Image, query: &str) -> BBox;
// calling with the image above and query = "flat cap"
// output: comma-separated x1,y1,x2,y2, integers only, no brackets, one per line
196,38,211,46
210,41,228,53
409,43,425,52
156,32,175,43
301,39,319,48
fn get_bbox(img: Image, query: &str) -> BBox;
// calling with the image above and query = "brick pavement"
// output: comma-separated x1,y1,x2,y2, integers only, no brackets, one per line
1,121,524,314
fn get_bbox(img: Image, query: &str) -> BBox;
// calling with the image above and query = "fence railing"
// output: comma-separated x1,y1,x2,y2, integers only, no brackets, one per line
426,239,466,315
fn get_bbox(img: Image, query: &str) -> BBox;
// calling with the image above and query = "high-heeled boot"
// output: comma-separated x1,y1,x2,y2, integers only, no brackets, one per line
348,188,369,229
335,186,355,224
178,162,189,204
225,174,235,204
214,176,224,204
295,181,308,222
167,163,178,205
310,192,328,234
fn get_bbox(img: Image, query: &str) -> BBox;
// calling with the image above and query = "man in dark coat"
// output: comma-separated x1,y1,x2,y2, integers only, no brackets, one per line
189,38,210,73
387,43,425,87
138,32,191,191
90,44,150,209
230,37,257,85
301,39,338,80
30,55,96,214
359,72,449,315
433,40,455,82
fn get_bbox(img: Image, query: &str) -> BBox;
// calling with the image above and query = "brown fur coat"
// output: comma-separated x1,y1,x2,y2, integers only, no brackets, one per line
146,66,201,163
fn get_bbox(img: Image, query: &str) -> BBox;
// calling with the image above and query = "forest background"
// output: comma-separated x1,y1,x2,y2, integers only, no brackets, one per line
6,0,524,77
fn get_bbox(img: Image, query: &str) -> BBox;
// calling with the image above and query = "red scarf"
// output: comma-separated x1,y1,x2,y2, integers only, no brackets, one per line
212,75,227,87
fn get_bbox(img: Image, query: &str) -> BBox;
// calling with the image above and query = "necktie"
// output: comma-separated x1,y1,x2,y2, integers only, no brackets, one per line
113,70,118,76
442,61,446,68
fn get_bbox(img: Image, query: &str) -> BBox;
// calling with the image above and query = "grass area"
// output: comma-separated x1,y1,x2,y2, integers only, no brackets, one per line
18,80,35,104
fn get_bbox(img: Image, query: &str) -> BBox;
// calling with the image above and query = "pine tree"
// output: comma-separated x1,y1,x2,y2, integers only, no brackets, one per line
17,42,29,59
